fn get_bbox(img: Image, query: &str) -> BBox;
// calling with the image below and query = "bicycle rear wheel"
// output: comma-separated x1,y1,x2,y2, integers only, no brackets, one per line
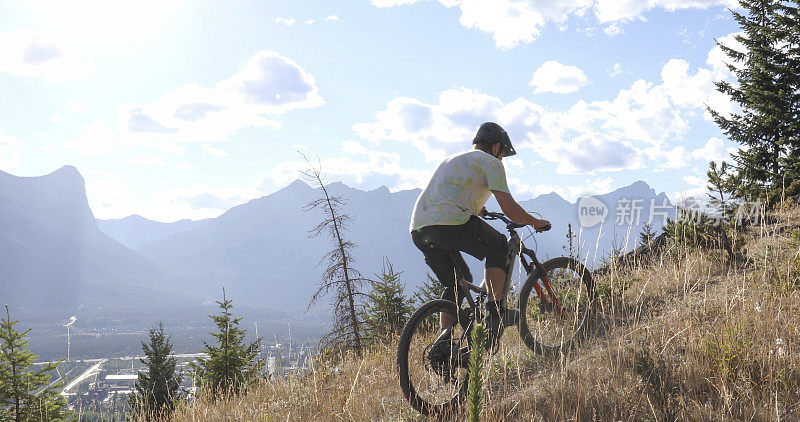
397,299,470,416
518,256,594,355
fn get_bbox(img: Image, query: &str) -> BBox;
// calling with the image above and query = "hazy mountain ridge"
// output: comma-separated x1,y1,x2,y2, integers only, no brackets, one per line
97,215,209,250
126,178,673,307
0,166,199,311
2,166,674,312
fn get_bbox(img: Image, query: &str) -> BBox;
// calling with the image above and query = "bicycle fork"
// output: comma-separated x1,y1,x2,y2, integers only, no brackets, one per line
520,247,565,317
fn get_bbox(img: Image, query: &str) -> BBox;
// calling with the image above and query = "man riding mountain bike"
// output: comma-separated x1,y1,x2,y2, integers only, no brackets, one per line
409,122,551,360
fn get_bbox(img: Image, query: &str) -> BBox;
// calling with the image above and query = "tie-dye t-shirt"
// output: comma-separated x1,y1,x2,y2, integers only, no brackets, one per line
410,150,510,232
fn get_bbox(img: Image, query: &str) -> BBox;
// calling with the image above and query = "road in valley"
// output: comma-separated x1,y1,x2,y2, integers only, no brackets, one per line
60,360,106,394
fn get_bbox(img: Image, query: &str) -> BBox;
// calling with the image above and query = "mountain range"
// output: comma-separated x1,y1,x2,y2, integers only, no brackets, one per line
0,166,197,311
2,166,675,312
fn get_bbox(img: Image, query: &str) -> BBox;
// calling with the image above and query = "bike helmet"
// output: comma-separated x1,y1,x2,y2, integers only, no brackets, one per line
473,122,516,157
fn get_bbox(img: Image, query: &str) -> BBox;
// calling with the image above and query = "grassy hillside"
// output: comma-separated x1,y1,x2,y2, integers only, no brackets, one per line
155,206,799,421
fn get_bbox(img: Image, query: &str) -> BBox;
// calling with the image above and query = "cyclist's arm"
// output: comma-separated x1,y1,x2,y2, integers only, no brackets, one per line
491,190,550,231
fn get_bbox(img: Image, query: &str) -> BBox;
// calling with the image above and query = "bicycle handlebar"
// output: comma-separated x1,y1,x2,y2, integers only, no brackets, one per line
483,211,551,232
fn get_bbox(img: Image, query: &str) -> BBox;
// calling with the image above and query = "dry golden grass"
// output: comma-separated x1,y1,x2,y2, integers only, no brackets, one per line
157,207,800,421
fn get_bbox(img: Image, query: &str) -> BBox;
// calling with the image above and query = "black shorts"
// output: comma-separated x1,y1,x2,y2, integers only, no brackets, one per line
411,216,508,293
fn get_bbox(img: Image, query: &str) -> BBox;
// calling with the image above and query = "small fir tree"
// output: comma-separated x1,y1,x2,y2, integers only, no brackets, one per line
412,273,445,307
706,160,737,218
190,290,264,397
639,223,656,248
129,322,181,420
364,260,413,343
564,223,577,258
0,306,72,422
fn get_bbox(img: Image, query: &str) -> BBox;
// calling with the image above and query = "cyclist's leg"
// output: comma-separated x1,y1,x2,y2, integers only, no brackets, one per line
461,217,509,307
412,229,460,331
413,217,509,314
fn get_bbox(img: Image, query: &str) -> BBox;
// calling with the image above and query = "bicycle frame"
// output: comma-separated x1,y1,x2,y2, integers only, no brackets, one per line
484,212,565,318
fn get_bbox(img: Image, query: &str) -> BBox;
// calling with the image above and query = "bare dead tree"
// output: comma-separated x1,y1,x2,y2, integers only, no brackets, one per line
302,157,367,356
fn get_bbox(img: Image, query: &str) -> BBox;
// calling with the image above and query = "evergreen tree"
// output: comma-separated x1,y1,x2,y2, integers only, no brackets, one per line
773,1,800,191
190,290,264,397
412,273,445,307
639,223,656,248
708,0,800,201
364,260,413,343
706,160,737,217
129,322,181,420
0,306,72,422
564,223,577,258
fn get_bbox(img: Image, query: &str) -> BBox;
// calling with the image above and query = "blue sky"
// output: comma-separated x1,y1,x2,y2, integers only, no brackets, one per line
0,0,743,221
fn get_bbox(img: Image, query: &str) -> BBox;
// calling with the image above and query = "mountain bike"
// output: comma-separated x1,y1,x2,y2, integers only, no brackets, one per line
397,211,594,415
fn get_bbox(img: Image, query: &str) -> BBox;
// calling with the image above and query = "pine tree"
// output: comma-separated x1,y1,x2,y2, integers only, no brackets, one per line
129,322,181,420
364,260,413,343
412,273,444,307
639,223,656,248
0,306,72,422
190,290,264,397
706,160,737,217
708,0,800,202
564,223,577,258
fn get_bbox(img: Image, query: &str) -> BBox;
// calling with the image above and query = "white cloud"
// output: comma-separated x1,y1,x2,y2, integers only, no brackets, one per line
354,35,740,175
63,121,120,155
64,50,322,156
504,157,525,170
609,62,623,77
691,137,735,163
275,17,296,26
593,0,738,23
674,173,709,200
541,132,644,174
604,22,623,36
64,99,90,113
325,15,342,21
372,0,419,6
129,154,165,166
353,87,643,173
28,0,180,45
268,152,431,192
203,144,228,157
655,145,690,171
0,30,94,81
341,140,368,155
304,19,315,24
529,61,589,94
353,89,497,160
372,0,734,48
0,130,25,170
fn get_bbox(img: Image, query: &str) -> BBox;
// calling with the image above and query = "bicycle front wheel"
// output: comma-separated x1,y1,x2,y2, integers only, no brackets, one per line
397,299,470,416
518,256,594,355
